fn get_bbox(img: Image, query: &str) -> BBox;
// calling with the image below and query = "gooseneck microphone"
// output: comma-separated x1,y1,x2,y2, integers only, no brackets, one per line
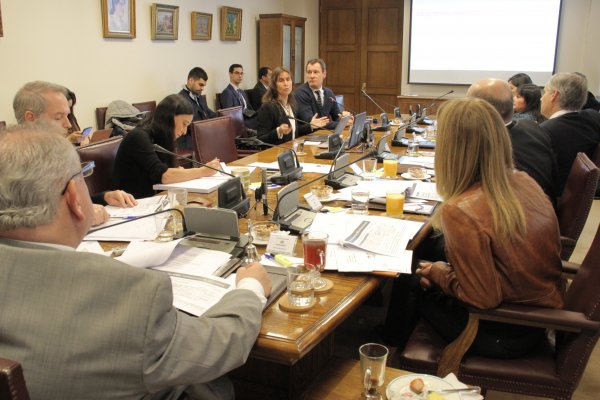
153,144,250,216
361,89,389,128
272,148,378,221
236,138,303,185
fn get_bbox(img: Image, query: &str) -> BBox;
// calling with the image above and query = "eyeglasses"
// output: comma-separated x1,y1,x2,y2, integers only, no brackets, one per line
61,161,95,195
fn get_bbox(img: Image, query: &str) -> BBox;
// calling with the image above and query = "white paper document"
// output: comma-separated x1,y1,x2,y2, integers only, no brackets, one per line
248,161,333,174
399,155,435,169
84,215,160,241
409,182,442,202
105,195,168,218
169,273,234,316
152,246,233,276
326,245,413,274
152,175,230,194
115,239,184,268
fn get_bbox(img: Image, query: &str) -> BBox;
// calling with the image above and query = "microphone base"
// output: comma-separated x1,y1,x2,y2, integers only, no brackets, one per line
269,167,303,185
406,126,425,134
391,138,404,147
230,198,250,217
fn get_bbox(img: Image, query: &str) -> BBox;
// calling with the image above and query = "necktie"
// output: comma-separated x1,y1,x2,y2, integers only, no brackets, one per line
237,89,247,109
315,90,323,113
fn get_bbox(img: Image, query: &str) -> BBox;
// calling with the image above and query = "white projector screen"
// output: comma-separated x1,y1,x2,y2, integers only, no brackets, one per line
409,0,562,85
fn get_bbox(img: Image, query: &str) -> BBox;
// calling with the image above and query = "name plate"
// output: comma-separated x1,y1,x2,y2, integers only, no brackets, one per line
266,232,297,256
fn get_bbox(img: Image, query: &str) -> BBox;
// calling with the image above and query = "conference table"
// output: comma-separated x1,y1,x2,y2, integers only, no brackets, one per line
210,131,434,399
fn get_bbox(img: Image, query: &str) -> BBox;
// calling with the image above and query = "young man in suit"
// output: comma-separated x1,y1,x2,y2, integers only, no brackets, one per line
221,64,258,130
467,78,558,207
0,124,272,400
250,66,271,111
293,58,353,130
540,73,600,196
178,67,218,149
12,80,137,226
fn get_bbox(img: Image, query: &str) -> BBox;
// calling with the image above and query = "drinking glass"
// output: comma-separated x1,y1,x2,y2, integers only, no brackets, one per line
302,231,328,290
167,188,187,233
155,213,175,242
286,264,315,307
406,140,420,156
359,343,389,399
361,157,378,181
386,191,405,218
351,188,370,215
383,159,397,178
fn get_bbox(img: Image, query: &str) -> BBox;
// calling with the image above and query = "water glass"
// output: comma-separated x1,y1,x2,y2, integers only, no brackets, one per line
231,167,251,192
406,140,419,156
287,264,314,307
359,343,389,399
155,213,175,242
351,188,370,214
361,157,378,180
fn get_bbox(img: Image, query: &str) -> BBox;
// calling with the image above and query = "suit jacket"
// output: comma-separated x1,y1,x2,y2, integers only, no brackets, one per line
250,82,267,111
293,82,341,130
540,110,600,196
0,238,262,400
508,119,558,207
221,84,258,130
257,101,312,145
178,88,217,122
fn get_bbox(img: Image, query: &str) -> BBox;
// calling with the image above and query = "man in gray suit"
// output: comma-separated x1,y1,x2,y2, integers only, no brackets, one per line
0,123,272,399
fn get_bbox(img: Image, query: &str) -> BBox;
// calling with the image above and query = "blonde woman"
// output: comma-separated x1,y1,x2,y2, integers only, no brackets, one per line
386,98,565,358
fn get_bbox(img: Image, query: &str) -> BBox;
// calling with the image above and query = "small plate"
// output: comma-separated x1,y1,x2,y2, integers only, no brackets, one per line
386,374,459,399
401,172,431,180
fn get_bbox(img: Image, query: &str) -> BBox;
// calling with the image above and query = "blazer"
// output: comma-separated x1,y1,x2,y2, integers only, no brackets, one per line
220,84,253,111
178,88,217,122
540,109,600,196
293,82,341,130
250,82,267,111
508,119,558,207
257,101,311,145
0,238,262,400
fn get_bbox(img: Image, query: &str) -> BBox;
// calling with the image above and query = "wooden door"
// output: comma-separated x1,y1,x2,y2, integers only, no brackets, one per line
319,0,403,115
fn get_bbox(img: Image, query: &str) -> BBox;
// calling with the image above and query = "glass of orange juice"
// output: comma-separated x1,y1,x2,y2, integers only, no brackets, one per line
386,191,405,218
383,159,397,178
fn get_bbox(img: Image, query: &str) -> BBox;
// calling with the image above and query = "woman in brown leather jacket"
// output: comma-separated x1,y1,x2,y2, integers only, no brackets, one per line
388,98,565,358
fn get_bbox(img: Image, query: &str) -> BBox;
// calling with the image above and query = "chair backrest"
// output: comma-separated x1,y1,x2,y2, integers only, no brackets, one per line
556,153,599,247
335,95,345,111
191,116,238,164
77,136,123,195
0,121,6,130
556,221,600,384
215,93,223,111
0,357,30,400
591,142,600,168
90,128,112,143
217,106,246,138
95,107,108,130
131,100,157,119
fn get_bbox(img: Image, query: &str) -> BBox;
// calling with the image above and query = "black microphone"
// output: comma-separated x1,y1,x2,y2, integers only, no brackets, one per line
237,138,303,185
401,90,454,118
87,207,192,237
153,144,250,216
272,149,378,222
361,89,389,128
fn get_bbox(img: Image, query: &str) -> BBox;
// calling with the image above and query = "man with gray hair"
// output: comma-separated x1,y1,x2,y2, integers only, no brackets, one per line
0,124,271,400
467,78,558,206
13,80,137,225
540,73,600,195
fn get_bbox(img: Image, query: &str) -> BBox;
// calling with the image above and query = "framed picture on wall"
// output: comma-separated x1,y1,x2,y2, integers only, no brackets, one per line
151,3,179,40
191,12,212,40
101,0,136,39
220,6,242,41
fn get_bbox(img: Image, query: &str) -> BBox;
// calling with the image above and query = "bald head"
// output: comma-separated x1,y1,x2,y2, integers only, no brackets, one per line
467,79,514,123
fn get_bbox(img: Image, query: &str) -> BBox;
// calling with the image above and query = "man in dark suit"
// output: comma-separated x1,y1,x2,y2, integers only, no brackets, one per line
468,78,558,206
0,123,272,400
178,67,217,150
293,58,352,130
221,64,258,130
540,73,600,196
250,66,271,111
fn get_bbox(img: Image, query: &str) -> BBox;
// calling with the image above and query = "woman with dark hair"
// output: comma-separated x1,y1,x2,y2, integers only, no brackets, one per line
114,94,220,198
513,83,545,123
257,66,328,144
507,73,533,95
64,88,90,146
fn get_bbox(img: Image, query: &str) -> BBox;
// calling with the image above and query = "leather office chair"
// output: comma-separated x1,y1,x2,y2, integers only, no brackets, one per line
77,136,123,195
215,93,223,111
398,221,600,400
591,143,600,198
557,152,599,260
131,100,156,117
217,106,259,159
95,107,108,130
0,357,30,400
191,116,238,164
